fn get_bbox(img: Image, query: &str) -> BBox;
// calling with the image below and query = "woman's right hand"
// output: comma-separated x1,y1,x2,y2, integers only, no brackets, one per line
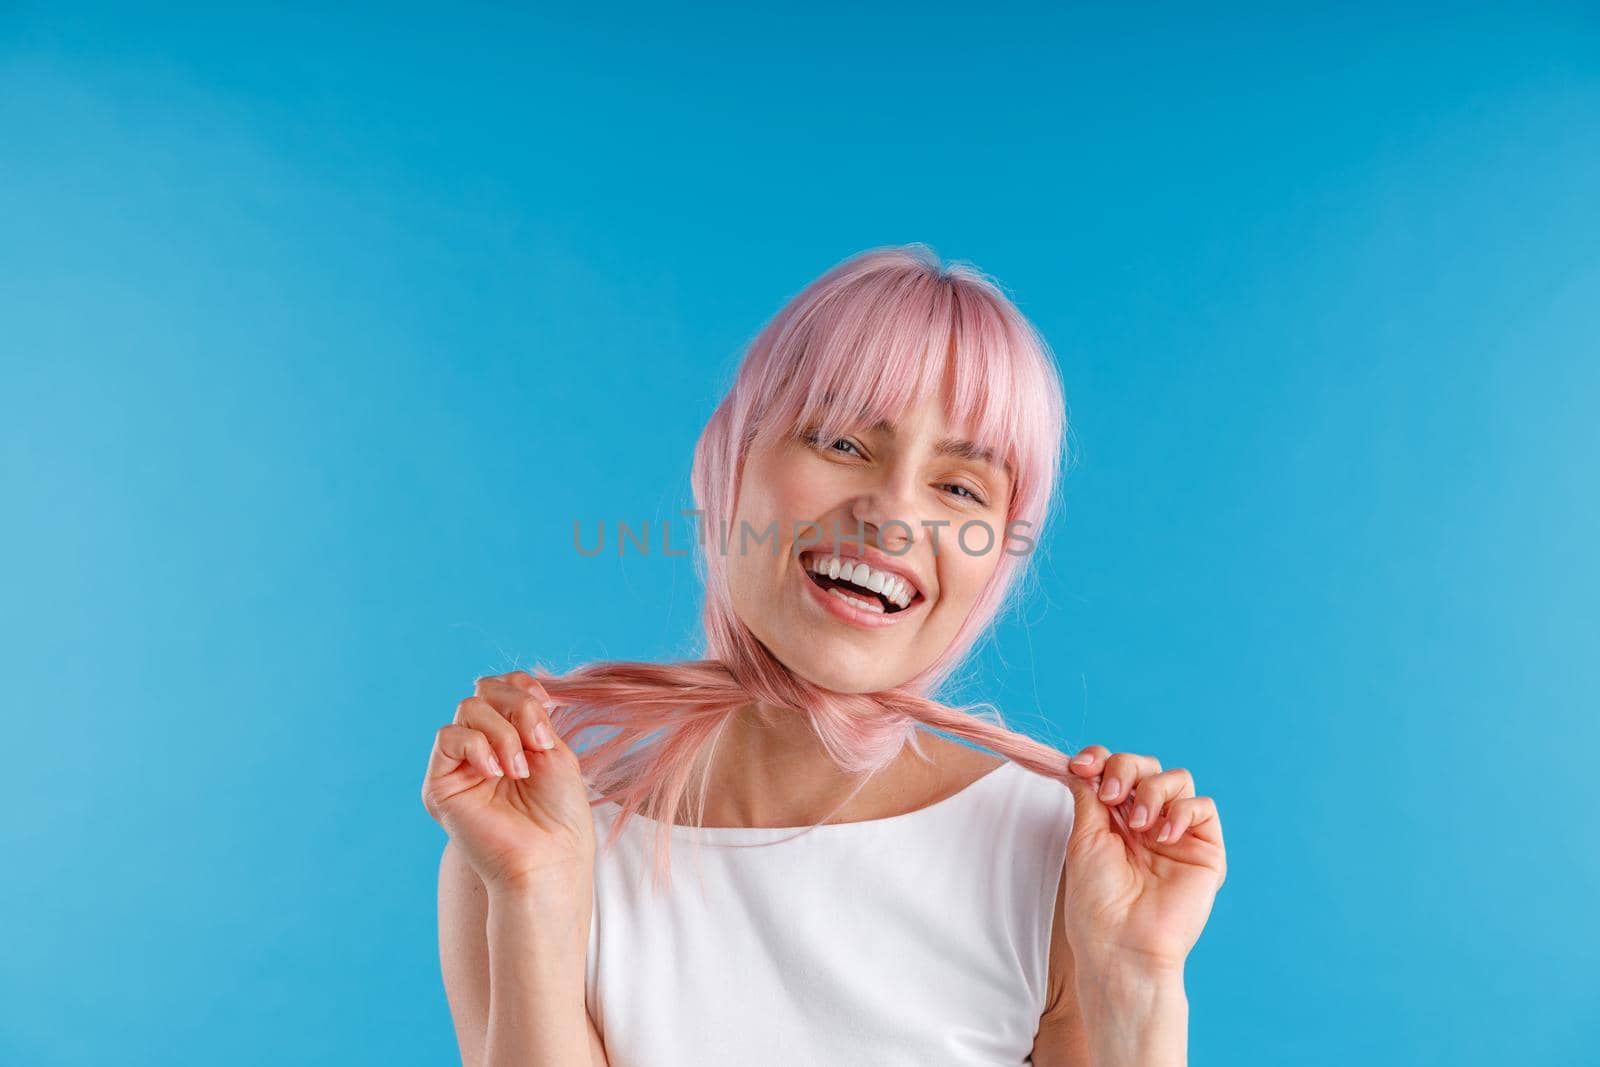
421,670,596,891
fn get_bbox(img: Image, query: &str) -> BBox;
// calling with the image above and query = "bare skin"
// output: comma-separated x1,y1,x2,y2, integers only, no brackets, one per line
428,662,1218,1067
425,388,1226,1065
686,701,1004,828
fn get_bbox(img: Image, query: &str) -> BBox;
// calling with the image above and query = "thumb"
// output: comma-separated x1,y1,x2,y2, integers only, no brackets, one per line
1061,771,1113,843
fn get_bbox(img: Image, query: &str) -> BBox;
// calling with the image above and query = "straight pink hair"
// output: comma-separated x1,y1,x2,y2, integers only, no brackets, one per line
536,244,1077,889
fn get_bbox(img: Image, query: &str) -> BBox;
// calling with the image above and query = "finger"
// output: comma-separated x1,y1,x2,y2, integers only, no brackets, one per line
1061,769,1113,840
500,669,559,710
474,671,556,710
476,678,560,756
1098,751,1163,805
1155,795,1219,844
1127,767,1197,832
1066,744,1111,777
495,671,563,731
501,671,573,757
455,695,532,779
431,723,506,782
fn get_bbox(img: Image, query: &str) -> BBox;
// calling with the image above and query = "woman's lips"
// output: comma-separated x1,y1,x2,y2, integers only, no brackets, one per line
797,555,924,630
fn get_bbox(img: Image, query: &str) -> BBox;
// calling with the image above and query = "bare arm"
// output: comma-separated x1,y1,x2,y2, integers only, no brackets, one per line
1073,957,1187,1067
438,838,610,1067
1043,740,1227,1067
1031,839,1188,1067
1031,852,1091,1066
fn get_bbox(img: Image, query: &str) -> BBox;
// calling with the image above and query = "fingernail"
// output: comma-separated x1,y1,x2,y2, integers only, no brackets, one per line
1132,804,1148,828
1070,755,1093,767
512,752,530,778
534,722,556,750
1156,822,1172,843
1101,778,1121,802
489,755,506,777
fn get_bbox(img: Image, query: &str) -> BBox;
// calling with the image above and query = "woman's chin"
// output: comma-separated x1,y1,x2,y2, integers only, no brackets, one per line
735,603,923,693
779,651,911,695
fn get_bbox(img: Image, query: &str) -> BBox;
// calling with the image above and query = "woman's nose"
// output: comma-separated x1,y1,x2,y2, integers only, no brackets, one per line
849,483,920,553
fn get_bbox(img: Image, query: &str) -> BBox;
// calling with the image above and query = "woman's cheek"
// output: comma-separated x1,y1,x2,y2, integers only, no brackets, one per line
943,555,986,609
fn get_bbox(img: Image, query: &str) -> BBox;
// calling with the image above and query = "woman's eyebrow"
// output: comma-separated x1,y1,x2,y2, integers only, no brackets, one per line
865,418,1013,478
937,437,1011,477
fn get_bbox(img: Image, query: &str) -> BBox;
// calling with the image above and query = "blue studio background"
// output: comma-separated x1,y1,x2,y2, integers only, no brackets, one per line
3,5,1596,1064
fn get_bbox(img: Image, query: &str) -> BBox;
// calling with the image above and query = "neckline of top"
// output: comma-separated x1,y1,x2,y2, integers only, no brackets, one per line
592,758,1020,843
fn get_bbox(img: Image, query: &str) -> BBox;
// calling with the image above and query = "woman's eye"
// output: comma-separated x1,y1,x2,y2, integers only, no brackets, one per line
802,430,983,503
943,483,986,505
804,431,862,457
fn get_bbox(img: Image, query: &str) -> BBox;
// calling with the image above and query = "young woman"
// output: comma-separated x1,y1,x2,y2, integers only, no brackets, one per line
422,245,1227,1066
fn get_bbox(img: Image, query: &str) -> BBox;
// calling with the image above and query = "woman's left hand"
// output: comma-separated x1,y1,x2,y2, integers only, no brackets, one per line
1059,745,1227,975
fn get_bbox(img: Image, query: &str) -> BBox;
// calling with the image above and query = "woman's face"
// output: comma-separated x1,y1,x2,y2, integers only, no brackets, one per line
725,392,1014,693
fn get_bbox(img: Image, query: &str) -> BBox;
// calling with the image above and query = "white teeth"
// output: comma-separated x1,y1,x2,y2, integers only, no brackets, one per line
828,588,884,614
802,553,916,610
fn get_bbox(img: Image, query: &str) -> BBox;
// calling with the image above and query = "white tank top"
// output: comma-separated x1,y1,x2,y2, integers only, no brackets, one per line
584,759,1075,1066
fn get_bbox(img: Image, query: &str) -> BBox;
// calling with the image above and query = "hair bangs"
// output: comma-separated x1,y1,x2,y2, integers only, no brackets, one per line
763,270,950,449
749,266,1058,522
940,282,1028,507
559,244,1076,884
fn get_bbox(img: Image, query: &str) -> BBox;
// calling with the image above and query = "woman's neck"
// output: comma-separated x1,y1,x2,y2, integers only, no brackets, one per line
692,701,991,828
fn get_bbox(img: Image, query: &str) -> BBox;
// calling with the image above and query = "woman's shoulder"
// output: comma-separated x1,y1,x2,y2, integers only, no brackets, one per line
914,731,1009,796
882,730,1076,824
861,730,1008,820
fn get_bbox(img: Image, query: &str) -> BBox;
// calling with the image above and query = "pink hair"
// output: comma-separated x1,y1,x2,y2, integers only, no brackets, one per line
534,244,1077,889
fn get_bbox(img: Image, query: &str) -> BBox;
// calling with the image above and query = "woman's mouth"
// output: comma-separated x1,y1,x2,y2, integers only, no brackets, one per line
798,551,925,627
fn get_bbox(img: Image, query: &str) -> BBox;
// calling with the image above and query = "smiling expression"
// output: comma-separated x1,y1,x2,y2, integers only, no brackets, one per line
725,389,1015,694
